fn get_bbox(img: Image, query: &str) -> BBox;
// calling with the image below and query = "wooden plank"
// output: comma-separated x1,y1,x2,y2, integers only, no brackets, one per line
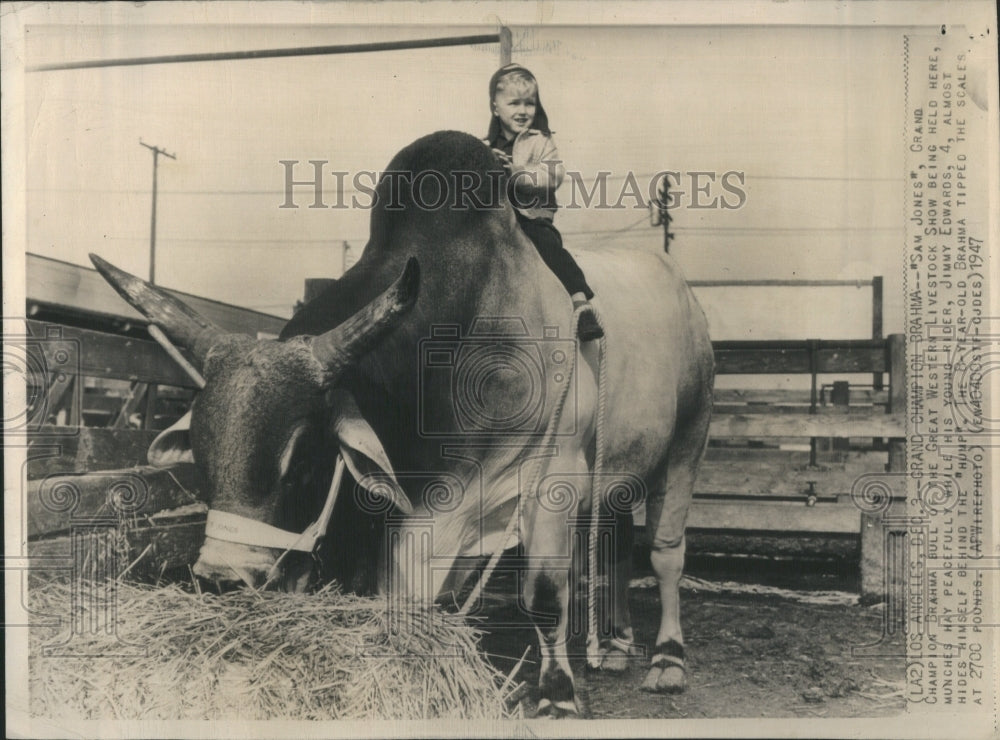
710,410,904,438
888,333,906,414
27,320,200,389
713,388,889,406
689,498,861,534
113,382,149,428
872,276,884,390
694,455,901,497
704,448,888,466
42,370,75,420
125,518,207,574
714,344,888,374
686,531,858,559
143,384,159,430
860,441,908,602
634,497,862,534
27,465,206,538
713,403,890,416
28,516,207,575
689,279,874,287
27,427,162,478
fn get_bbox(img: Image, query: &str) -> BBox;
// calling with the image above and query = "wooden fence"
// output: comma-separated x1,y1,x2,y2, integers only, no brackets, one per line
684,334,906,597
21,317,906,597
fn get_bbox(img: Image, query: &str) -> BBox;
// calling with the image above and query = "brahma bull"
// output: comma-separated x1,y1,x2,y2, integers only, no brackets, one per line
90,130,713,716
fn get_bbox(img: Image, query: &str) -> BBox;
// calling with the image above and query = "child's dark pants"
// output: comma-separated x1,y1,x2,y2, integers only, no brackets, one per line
516,212,595,300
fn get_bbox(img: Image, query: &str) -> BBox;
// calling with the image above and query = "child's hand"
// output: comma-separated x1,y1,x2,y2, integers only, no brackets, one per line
491,149,513,171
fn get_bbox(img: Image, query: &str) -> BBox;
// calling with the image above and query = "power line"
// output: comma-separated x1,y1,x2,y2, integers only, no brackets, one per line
28,172,902,197
95,222,901,248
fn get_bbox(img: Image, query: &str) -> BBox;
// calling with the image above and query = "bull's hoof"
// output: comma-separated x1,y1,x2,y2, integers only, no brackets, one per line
586,636,641,673
640,664,686,694
600,648,631,673
535,698,580,718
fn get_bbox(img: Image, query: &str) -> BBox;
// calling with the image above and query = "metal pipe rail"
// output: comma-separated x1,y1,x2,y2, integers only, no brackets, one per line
28,32,507,72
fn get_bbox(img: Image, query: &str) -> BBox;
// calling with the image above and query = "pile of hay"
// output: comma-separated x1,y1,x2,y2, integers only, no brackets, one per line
29,580,520,720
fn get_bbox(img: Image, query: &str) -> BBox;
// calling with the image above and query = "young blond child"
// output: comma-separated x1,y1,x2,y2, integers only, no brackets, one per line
485,63,603,341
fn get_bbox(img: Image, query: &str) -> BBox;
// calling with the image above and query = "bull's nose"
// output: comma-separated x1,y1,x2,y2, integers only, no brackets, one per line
193,537,281,587
192,556,262,590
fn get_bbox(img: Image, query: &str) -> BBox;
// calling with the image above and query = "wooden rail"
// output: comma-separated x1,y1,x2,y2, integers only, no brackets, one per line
691,276,884,388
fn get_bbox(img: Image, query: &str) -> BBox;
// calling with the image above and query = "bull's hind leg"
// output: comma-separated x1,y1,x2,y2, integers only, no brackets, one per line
592,508,641,673
640,411,710,694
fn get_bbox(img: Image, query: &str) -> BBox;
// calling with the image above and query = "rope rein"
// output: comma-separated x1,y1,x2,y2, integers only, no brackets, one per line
458,305,608,671
586,319,608,668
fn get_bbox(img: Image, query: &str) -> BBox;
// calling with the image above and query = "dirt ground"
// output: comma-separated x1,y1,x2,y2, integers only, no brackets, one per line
477,558,906,719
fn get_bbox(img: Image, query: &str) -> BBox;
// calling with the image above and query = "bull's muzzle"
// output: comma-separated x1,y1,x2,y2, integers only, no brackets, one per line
192,538,312,593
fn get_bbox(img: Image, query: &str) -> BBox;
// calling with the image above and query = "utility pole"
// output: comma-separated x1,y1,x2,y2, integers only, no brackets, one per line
140,140,176,284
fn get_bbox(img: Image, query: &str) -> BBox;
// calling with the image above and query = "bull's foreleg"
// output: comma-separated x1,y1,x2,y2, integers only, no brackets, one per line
641,535,687,693
522,504,578,717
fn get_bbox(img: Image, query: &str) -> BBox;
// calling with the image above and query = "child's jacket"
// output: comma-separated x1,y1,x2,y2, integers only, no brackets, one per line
485,128,566,221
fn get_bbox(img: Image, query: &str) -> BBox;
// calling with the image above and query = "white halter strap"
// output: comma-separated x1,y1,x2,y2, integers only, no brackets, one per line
203,455,346,554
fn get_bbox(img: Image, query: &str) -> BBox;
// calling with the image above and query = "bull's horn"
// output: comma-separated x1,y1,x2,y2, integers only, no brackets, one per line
312,257,420,372
89,253,225,365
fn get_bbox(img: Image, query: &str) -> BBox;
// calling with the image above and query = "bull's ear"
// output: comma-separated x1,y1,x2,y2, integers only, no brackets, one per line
148,410,195,466
329,389,412,515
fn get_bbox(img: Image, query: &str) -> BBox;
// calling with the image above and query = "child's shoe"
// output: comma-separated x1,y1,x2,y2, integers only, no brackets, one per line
572,297,605,341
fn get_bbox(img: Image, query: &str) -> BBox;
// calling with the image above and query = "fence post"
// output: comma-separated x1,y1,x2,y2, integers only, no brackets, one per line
860,333,906,602
871,276,884,390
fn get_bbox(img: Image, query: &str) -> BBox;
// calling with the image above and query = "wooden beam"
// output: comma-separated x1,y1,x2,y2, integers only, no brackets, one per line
694,455,904,497
28,427,163,478
689,498,859,534
685,531,858,559
28,465,206,539
143,384,159,430
888,333,906,414
713,387,889,407
704,448,887,465
713,403,892,416
28,516,207,575
714,342,889,374
27,320,200,389
41,371,76,427
689,279,875,287
872,276,884,390
710,410,904,438
112,382,149,429
635,497,863,534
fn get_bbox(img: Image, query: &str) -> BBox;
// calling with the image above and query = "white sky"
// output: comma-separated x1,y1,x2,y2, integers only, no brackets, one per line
16,6,995,339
